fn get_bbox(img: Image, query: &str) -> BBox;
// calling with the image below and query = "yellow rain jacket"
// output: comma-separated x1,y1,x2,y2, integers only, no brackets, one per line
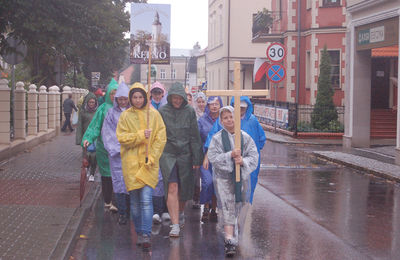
116,83,167,191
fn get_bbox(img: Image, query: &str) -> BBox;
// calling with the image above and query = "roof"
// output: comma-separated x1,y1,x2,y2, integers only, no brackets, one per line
171,48,191,57
372,45,398,57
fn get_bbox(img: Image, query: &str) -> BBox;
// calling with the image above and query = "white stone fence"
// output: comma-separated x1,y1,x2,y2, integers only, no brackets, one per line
0,78,87,160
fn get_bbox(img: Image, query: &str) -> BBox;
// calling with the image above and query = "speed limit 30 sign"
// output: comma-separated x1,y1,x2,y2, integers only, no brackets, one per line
266,42,286,62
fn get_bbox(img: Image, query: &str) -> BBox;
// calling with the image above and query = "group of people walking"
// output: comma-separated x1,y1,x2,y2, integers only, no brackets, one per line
69,78,266,257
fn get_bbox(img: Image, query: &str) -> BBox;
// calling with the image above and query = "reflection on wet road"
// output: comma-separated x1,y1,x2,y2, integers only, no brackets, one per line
73,141,400,259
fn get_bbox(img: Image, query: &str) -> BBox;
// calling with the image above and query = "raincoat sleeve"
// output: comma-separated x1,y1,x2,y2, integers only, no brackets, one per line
75,110,83,145
208,133,234,174
81,105,105,146
252,115,267,150
240,133,259,180
204,120,222,150
101,110,120,157
189,109,204,166
116,112,146,147
148,111,167,164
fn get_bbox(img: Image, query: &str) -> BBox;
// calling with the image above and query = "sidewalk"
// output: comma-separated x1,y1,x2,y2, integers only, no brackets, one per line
265,130,400,182
0,133,99,260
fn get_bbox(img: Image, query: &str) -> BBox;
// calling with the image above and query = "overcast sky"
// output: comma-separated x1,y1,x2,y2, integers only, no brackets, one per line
127,0,208,50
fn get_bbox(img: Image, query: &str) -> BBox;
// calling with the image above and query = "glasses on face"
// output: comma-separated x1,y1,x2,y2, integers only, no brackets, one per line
209,102,219,107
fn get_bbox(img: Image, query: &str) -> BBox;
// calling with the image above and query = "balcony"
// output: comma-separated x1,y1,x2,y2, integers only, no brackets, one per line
251,11,283,43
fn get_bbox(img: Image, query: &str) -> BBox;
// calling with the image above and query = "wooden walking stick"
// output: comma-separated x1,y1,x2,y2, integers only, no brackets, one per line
145,42,152,163
206,62,269,182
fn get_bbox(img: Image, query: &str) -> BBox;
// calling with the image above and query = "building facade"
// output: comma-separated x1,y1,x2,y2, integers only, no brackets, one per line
207,0,271,93
343,0,400,164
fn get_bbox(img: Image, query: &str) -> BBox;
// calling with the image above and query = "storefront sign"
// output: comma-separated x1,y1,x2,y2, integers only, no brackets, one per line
356,17,398,50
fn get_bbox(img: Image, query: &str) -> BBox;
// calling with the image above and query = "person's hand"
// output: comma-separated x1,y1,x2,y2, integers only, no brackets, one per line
231,148,241,158
83,140,90,148
234,156,243,165
193,165,200,169
203,157,209,170
144,129,152,139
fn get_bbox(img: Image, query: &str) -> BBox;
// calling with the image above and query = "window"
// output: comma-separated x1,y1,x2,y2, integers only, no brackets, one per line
323,0,340,7
306,0,312,10
160,69,166,79
172,69,176,79
327,50,340,88
306,51,311,89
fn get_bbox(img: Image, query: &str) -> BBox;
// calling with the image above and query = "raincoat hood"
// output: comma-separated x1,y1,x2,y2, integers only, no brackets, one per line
230,96,253,120
82,92,98,112
204,96,223,116
105,78,119,105
113,82,130,109
129,82,148,109
219,105,235,132
151,81,166,96
167,82,188,109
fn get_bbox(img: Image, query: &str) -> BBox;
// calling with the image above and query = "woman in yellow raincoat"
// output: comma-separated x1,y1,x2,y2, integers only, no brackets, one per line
116,83,166,251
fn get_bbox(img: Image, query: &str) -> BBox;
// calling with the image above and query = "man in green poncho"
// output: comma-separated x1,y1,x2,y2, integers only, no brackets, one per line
82,78,119,211
159,82,203,237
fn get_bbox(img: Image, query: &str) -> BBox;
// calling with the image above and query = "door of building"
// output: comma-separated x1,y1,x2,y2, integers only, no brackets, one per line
371,58,390,109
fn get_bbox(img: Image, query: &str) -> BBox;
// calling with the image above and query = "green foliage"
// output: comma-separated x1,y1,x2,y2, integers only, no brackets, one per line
0,0,131,86
311,46,338,130
64,70,88,89
297,120,343,133
252,8,273,35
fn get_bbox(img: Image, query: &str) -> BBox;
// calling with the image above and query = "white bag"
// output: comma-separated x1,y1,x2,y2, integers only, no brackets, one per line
72,111,78,125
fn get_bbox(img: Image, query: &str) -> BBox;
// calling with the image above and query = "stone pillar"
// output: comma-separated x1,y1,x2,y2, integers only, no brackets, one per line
62,86,72,123
14,82,26,140
38,86,48,132
27,84,38,136
0,79,10,144
47,86,57,129
53,86,61,131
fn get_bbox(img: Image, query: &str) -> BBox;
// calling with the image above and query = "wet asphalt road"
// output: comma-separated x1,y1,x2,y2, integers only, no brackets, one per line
71,141,400,259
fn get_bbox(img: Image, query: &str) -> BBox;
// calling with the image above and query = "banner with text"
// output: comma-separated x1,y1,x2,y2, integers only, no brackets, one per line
254,104,289,129
130,3,171,64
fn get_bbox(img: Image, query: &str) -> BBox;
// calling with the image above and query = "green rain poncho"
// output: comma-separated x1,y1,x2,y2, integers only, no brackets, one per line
81,78,118,177
159,82,204,200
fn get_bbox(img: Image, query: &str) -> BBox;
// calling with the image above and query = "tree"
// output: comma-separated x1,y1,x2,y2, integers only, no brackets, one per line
311,46,338,130
0,0,145,87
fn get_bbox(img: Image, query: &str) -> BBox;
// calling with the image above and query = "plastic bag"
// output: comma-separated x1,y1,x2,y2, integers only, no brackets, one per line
72,111,78,125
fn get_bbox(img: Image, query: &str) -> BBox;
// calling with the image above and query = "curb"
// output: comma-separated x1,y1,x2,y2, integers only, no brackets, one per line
312,152,400,183
50,182,101,260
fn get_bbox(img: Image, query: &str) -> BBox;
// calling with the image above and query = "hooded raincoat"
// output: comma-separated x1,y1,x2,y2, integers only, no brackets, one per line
159,82,204,200
76,92,98,145
101,82,130,194
81,79,119,177
150,81,168,110
116,83,166,191
205,96,266,203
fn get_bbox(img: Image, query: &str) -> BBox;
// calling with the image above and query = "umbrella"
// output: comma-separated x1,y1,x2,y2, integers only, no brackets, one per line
80,148,89,204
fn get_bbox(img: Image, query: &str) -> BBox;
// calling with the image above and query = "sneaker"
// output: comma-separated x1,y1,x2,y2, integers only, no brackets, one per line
104,203,118,213
192,201,201,209
169,224,180,237
179,212,185,227
201,208,210,222
224,239,236,257
161,212,171,221
209,210,218,222
142,234,151,251
88,175,95,182
136,234,144,246
152,214,161,224
118,214,127,225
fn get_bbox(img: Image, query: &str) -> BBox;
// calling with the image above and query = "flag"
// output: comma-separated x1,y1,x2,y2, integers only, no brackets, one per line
253,58,268,83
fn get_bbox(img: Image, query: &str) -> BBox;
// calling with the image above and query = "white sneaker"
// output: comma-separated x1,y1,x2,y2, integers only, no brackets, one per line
169,224,180,237
104,203,118,213
88,175,95,182
152,214,161,224
161,212,171,221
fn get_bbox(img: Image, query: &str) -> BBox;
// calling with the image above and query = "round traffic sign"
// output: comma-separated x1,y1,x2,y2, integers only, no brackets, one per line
266,63,286,83
266,42,286,62
1,36,27,65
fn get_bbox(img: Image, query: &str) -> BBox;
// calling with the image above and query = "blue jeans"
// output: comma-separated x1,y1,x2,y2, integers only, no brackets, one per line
129,186,154,236
115,193,128,216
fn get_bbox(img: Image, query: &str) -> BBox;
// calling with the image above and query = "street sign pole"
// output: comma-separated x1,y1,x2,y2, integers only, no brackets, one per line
274,83,277,133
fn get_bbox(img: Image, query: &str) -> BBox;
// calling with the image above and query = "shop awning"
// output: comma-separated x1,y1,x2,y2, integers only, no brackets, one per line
372,45,398,57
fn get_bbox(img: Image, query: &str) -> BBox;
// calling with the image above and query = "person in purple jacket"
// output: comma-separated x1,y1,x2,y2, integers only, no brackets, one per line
101,81,131,225
198,96,223,222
